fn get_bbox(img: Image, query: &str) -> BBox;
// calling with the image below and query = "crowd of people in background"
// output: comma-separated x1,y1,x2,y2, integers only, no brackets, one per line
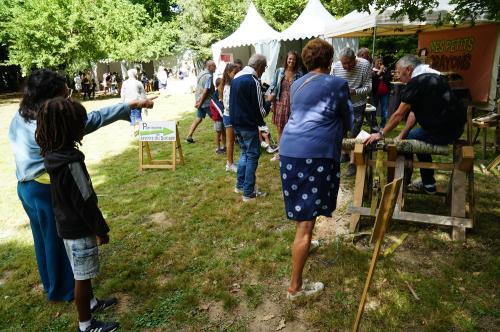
8,37,467,331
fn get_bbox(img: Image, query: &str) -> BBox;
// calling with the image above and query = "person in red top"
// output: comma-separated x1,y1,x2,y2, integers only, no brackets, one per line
371,57,392,128
210,78,226,154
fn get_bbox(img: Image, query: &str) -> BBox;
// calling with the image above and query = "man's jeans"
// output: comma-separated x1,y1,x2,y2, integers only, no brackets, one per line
372,94,389,128
350,104,377,138
234,127,261,197
407,126,463,186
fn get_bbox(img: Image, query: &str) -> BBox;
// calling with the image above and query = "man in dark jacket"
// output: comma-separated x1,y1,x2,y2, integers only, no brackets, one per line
365,55,466,194
229,54,270,201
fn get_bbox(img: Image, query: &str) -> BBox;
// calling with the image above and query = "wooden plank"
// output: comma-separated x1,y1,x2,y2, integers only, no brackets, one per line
350,163,367,232
176,123,185,165
452,168,467,241
353,178,402,331
457,146,474,172
139,141,144,171
394,156,405,212
349,207,473,228
354,144,365,166
487,154,500,171
140,164,174,169
387,144,397,182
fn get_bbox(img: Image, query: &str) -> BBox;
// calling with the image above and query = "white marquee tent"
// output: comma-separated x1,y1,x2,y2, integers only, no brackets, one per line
211,2,280,83
276,0,358,63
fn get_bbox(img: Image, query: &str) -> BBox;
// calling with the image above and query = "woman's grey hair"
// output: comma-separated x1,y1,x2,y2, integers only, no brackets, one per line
397,55,422,69
128,68,137,79
339,47,355,59
248,54,267,69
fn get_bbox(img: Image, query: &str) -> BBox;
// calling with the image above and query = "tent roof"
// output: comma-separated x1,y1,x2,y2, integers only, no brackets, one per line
278,0,336,41
212,2,280,49
325,1,496,37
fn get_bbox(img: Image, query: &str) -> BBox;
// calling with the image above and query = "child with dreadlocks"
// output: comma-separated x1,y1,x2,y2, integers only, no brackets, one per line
35,97,119,332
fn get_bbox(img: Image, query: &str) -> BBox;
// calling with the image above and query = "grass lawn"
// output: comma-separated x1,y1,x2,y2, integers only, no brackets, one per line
0,88,499,331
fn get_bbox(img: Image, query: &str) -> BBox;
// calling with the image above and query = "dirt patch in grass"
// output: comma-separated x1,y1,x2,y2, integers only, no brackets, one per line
148,212,175,229
0,269,14,285
115,292,133,315
247,299,311,332
31,282,44,294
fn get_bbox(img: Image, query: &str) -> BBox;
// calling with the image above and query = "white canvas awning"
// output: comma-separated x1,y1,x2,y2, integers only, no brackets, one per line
325,1,495,38
278,0,336,41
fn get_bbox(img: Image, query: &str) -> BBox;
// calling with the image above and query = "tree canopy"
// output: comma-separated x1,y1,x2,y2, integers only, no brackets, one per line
0,0,497,75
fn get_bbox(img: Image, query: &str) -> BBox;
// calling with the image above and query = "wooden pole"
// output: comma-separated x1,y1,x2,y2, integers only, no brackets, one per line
353,178,403,331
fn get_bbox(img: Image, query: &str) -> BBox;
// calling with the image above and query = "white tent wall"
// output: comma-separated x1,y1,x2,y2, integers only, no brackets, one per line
328,37,360,62
254,40,280,84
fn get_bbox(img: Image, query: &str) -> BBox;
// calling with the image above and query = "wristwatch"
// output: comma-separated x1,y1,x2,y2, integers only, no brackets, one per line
378,129,385,138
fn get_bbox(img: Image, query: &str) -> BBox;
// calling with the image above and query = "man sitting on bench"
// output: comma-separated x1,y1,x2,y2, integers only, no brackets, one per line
365,55,466,194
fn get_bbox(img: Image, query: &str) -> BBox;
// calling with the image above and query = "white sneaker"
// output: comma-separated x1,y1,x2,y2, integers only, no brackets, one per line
266,145,279,154
287,281,324,300
242,189,267,202
225,163,238,172
309,240,320,253
260,141,269,149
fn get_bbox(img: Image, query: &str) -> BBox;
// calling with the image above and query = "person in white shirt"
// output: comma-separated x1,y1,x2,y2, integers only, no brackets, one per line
121,68,147,126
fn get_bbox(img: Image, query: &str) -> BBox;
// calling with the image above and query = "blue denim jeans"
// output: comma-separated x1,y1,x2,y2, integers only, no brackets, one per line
373,94,389,127
234,127,260,196
407,126,463,185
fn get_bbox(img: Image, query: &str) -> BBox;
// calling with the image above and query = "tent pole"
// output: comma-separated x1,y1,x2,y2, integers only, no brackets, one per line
372,27,377,56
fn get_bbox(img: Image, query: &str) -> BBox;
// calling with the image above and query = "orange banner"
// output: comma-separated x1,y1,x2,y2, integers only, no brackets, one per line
418,24,499,102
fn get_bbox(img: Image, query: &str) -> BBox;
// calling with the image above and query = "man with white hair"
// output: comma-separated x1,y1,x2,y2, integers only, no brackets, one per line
332,47,372,176
365,55,466,194
186,60,216,143
229,54,270,201
121,68,147,126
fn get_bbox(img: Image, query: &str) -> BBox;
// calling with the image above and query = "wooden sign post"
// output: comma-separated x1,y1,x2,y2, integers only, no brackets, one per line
138,121,184,171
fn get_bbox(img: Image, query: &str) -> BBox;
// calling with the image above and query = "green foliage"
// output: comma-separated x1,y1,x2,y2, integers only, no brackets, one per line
1,0,178,74
350,0,500,23
360,35,418,67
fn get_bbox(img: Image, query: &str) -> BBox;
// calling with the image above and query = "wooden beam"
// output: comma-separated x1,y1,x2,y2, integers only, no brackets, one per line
354,143,365,166
457,146,474,172
350,163,367,232
353,178,402,332
387,144,397,182
451,169,467,241
349,206,473,228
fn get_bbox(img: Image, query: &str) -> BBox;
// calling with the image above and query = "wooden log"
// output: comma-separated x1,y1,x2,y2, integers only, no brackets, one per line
367,160,455,171
342,139,449,155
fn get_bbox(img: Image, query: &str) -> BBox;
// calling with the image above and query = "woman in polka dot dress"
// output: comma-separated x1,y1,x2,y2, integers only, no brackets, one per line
279,39,353,300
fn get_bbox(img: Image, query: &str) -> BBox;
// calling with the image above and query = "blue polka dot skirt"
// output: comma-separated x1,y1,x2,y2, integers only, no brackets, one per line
280,156,340,221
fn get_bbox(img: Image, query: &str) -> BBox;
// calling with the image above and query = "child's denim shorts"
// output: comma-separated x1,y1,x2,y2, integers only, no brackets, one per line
63,236,100,280
130,108,142,126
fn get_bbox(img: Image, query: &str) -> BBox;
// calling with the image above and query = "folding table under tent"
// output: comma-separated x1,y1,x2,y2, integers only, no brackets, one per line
276,0,358,63
211,2,281,84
